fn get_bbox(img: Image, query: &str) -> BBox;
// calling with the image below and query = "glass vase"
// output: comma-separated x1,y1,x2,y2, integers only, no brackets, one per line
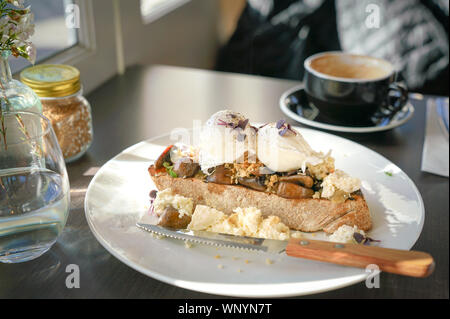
0,51,42,114
0,111,70,263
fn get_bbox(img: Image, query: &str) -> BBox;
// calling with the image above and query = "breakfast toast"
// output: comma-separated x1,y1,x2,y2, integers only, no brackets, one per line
148,164,371,234
147,111,372,234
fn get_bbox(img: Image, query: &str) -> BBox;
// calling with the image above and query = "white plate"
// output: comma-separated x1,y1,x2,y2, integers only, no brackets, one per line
84,128,425,297
280,85,415,133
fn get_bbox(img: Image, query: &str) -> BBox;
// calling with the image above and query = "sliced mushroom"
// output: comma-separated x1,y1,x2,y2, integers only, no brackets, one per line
157,206,191,229
276,182,314,199
155,145,174,169
237,176,266,191
173,158,199,178
206,165,233,185
278,175,314,188
285,170,298,176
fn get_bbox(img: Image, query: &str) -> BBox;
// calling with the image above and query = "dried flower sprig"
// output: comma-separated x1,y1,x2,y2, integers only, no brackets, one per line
0,106,6,147
0,0,36,63
0,0,36,150
0,82,10,149
15,111,42,156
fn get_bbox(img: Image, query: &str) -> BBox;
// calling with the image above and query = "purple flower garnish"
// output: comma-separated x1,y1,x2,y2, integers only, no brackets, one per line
276,119,286,129
279,127,289,136
353,232,381,245
353,232,364,243
149,190,158,199
364,237,381,245
276,119,297,136
217,118,249,131
237,119,249,130
217,119,230,127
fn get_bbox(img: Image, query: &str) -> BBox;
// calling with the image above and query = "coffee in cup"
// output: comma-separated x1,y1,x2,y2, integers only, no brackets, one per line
303,52,408,125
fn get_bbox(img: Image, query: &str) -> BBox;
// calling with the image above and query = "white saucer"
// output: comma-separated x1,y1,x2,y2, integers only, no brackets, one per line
280,85,415,133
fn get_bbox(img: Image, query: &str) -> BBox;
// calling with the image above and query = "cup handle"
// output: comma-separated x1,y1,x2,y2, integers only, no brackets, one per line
386,82,409,113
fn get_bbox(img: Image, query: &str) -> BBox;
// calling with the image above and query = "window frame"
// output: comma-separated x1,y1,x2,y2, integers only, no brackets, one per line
43,0,97,66
140,0,191,24
12,0,95,75
13,0,117,94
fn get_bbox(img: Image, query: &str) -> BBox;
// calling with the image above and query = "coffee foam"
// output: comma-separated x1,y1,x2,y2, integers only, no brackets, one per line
309,54,392,80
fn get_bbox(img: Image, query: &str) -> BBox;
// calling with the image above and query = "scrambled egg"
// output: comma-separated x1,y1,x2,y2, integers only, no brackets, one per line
328,225,365,243
188,206,290,240
321,169,361,199
153,188,194,218
307,156,335,180
187,205,224,230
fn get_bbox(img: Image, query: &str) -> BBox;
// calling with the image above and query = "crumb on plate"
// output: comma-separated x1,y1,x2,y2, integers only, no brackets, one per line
265,258,274,265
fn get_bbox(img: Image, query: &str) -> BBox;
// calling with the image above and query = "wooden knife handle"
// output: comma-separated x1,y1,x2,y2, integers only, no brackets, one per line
286,238,435,278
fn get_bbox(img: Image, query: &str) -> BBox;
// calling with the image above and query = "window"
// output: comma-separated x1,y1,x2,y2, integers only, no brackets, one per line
9,0,78,74
10,0,118,94
11,1,198,94
140,0,190,24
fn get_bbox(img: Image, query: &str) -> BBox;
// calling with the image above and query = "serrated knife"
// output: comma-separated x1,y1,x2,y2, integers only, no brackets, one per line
137,223,434,278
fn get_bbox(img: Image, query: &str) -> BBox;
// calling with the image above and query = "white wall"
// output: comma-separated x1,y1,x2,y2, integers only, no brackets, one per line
118,0,220,70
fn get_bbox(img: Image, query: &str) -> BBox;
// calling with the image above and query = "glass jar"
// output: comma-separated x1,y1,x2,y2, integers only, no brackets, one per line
20,64,93,163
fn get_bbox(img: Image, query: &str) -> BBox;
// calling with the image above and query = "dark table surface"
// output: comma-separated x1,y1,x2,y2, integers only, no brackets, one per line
0,65,448,299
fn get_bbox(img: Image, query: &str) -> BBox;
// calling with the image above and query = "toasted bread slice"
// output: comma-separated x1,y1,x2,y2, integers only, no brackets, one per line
149,168,372,234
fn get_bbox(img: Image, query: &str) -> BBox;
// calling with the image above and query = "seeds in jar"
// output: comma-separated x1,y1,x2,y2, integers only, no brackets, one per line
42,95,92,160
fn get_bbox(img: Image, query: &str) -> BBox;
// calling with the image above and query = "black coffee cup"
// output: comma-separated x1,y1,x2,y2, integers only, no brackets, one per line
303,52,408,125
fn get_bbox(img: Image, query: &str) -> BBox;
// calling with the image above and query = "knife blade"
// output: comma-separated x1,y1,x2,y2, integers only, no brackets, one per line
136,222,435,278
136,222,288,254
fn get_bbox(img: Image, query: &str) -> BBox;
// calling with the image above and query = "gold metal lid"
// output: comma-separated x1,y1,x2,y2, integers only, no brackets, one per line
20,64,81,98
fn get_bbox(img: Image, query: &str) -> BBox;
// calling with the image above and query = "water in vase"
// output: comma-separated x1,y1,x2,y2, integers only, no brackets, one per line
0,167,70,263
